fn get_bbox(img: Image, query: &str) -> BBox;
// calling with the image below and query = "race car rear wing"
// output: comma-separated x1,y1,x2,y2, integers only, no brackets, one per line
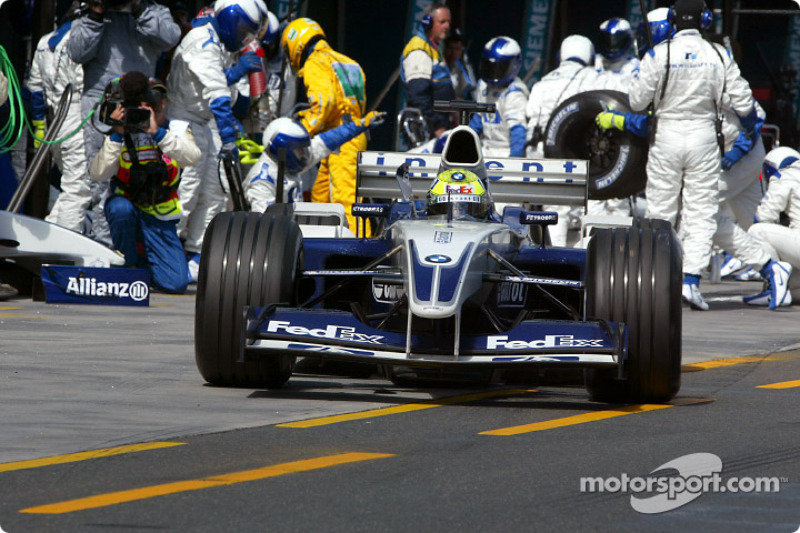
356,151,589,206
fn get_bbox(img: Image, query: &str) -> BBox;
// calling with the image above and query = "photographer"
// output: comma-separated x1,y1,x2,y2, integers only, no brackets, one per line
69,0,181,246
89,71,200,294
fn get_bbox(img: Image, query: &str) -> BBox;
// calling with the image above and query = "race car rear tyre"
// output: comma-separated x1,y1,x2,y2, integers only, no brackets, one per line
544,90,648,200
195,211,302,388
584,218,682,403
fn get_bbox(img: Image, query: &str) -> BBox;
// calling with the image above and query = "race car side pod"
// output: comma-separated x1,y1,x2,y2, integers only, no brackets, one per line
301,245,403,309
221,151,250,211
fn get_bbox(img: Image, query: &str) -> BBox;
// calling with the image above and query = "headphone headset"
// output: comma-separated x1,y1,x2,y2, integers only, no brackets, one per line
668,3,713,30
421,12,432,31
420,1,447,33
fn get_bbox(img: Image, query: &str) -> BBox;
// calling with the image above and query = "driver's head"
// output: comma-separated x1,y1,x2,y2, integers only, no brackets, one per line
427,168,490,221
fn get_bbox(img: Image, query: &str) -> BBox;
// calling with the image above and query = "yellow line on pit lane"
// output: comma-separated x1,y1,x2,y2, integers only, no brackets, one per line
479,404,672,436
278,388,537,428
758,379,800,389
682,355,767,371
0,442,186,473
20,452,395,514
479,398,711,436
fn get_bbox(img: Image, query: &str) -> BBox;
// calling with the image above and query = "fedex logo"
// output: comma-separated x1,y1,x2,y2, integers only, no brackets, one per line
487,334,603,349
267,320,384,344
444,184,475,194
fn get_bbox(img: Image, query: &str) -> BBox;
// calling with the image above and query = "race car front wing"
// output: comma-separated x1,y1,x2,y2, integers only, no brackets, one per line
243,307,626,369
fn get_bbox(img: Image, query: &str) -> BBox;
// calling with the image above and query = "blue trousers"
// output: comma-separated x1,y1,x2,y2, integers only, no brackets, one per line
105,195,189,294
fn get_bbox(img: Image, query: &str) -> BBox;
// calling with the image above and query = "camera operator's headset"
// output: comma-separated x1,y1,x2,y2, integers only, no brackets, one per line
666,2,713,31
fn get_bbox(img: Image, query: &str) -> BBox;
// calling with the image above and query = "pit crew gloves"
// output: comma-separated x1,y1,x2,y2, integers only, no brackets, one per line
510,124,526,158
595,110,649,139
210,95,239,159
595,110,626,131
319,111,386,151
224,51,263,86
32,119,45,149
722,129,753,170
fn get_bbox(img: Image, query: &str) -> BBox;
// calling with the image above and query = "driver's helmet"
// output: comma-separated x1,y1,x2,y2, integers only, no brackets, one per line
427,168,490,221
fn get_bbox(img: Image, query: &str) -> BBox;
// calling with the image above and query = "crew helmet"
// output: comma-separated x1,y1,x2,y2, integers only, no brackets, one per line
281,17,326,72
427,168,490,221
259,10,280,58
213,0,264,51
636,8,674,58
598,18,633,62
479,36,522,87
263,118,311,175
559,35,595,67
763,146,800,181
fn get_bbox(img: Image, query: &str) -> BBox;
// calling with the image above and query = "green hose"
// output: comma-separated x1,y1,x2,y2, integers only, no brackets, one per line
0,44,95,152
0,44,25,153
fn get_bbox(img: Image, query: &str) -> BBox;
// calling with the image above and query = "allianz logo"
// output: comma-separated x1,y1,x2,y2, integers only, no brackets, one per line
66,277,149,301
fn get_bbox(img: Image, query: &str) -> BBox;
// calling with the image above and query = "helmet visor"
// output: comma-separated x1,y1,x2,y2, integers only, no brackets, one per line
285,144,309,174
762,163,780,181
428,193,488,221
479,58,515,85
599,32,631,60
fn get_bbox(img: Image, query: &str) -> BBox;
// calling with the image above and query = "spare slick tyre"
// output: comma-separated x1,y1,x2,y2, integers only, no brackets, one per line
544,89,648,200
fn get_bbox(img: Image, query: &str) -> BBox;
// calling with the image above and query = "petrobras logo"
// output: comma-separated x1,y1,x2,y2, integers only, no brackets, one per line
267,320,384,344
487,334,603,350
352,204,389,216
522,212,558,224
372,281,405,303
66,277,149,302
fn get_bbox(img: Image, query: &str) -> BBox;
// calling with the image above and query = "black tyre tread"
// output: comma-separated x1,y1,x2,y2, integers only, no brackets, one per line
544,90,648,200
584,219,682,403
195,212,302,388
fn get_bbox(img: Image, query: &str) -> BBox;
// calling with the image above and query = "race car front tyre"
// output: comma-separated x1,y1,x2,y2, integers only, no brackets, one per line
544,90,648,200
195,211,302,388
584,218,682,403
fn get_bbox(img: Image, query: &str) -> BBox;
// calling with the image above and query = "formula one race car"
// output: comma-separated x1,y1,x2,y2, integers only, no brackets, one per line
194,103,683,404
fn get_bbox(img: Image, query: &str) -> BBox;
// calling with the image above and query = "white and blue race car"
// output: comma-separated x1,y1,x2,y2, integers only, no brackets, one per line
194,108,682,404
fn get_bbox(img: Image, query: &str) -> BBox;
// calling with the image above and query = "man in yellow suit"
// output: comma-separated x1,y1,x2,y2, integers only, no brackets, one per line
281,17,367,232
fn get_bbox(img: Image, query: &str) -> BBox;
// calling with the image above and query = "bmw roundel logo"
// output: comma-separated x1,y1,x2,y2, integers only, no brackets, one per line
451,172,465,181
425,254,451,264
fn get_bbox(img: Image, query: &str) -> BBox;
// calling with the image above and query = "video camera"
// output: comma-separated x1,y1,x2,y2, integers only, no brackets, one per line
97,78,152,132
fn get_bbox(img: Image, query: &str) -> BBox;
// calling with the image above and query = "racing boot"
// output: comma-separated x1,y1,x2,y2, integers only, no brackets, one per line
756,260,793,310
719,251,746,278
681,274,709,311
733,266,763,281
187,252,201,284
